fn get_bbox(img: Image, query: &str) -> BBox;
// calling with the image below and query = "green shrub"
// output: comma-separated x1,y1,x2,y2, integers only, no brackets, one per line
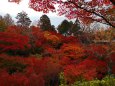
59,72,67,86
59,73,115,86
72,76,115,86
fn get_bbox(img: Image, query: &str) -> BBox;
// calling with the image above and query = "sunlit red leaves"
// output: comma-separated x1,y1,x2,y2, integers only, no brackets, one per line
29,0,56,13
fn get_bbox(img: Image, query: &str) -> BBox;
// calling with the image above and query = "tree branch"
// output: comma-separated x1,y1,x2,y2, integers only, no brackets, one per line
68,1,115,28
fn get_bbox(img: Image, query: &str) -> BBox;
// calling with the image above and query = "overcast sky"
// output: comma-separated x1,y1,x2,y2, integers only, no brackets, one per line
0,0,72,27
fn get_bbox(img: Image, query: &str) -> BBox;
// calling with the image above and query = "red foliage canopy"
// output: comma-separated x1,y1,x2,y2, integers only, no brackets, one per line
64,59,107,83
0,32,31,52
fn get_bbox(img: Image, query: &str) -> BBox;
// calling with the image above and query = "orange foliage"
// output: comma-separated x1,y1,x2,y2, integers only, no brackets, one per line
61,43,85,59
43,31,61,45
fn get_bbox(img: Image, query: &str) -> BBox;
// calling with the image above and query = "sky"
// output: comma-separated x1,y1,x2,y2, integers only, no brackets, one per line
0,0,72,27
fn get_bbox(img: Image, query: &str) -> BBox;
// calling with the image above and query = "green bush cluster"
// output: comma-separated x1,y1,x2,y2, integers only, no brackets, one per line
59,73,115,86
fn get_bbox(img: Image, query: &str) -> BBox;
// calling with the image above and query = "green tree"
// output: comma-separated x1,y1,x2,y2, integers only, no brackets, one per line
39,14,52,31
57,20,72,36
16,11,31,27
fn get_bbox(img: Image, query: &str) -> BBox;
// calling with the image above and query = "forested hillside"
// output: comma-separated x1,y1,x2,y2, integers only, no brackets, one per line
0,0,114,86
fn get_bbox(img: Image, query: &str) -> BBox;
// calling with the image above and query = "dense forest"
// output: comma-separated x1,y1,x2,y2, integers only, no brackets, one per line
0,0,115,86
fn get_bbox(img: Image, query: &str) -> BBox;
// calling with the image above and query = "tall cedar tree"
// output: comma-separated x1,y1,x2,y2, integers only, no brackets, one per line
39,14,52,31
16,11,31,27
